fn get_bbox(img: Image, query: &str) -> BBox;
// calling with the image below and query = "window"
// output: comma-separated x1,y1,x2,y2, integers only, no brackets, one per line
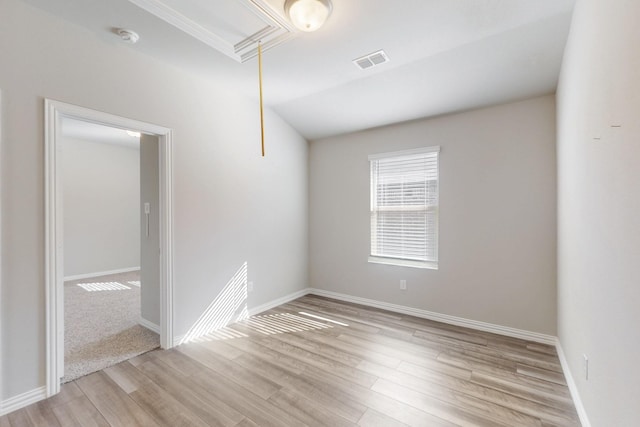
369,146,439,269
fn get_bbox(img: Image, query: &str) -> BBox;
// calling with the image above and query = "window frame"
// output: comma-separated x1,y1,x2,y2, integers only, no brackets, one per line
368,146,440,270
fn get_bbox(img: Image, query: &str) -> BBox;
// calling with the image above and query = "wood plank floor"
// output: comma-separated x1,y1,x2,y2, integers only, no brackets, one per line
1,295,580,426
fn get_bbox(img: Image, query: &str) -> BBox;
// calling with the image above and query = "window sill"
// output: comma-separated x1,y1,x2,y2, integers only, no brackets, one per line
368,256,438,270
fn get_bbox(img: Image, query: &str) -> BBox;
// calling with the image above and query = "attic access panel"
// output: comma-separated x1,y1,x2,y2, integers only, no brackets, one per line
128,0,296,62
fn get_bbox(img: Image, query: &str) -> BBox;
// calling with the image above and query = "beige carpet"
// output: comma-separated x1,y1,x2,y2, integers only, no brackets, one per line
63,270,159,383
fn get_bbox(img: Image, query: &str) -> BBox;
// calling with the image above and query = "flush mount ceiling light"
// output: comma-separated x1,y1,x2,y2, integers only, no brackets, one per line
284,0,333,32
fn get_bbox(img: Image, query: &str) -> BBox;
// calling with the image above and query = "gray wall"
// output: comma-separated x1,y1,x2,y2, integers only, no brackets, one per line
61,136,140,277
310,96,557,335
140,134,160,326
0,0,308,399
556,0,640,425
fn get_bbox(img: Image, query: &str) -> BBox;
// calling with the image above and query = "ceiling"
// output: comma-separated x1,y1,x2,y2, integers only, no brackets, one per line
24,0,576,140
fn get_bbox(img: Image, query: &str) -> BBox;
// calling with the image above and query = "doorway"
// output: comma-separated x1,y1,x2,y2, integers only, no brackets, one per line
44,100,174,396
58,119,159,382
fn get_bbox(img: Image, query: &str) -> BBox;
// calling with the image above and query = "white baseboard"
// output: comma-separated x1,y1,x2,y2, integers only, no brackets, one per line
0,386,47,417
173,287,311,346
139,317,160,334
556,340,591,427
64,267,140,282
307,288,557,345
173,287,556,347
247,288,311,317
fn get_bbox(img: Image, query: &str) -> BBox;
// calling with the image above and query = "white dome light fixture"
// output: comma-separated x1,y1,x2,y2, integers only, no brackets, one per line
284,0,333,32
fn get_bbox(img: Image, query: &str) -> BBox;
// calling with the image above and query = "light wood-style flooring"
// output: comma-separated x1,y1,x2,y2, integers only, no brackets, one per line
0,295,580,426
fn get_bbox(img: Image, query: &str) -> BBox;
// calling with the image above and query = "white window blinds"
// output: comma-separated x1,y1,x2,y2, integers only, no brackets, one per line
369,147,439,269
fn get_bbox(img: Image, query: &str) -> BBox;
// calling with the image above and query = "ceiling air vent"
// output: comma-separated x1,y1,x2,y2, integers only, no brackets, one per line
353,50,389,70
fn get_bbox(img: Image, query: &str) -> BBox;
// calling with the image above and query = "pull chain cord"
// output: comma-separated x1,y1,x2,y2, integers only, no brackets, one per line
258,42,265,157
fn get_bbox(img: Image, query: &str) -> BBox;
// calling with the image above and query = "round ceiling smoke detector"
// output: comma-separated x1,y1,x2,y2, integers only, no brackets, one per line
117,29,140,44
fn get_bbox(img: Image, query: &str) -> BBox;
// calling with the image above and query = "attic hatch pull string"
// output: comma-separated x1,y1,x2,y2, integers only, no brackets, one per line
258,42,265,157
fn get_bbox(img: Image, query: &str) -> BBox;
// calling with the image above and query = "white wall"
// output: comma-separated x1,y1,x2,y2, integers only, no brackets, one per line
310,96,557,335
140,134,160,326
0,0,308,400
61,136,140,277
0,89,4,409
556,0,640,425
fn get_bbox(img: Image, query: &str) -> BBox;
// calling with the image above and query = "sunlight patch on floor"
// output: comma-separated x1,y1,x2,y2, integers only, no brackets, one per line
298,311,349,326
243,312,333,336
191,326,248,341
77,282,131,292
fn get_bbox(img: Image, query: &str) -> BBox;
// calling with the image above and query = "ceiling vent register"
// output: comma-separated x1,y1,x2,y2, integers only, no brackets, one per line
353,50,390,70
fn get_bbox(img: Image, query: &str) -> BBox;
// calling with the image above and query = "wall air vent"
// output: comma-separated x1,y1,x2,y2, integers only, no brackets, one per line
353,49,389,70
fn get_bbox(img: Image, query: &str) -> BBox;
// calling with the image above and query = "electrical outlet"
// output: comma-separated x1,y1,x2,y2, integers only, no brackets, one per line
400,280,407,291
583,354,589,380
247,281,254,293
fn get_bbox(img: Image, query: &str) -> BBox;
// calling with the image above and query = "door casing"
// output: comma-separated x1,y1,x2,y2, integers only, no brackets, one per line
44,99,174,396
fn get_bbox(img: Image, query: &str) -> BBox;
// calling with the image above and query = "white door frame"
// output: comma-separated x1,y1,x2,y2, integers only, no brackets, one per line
44,99,174,396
